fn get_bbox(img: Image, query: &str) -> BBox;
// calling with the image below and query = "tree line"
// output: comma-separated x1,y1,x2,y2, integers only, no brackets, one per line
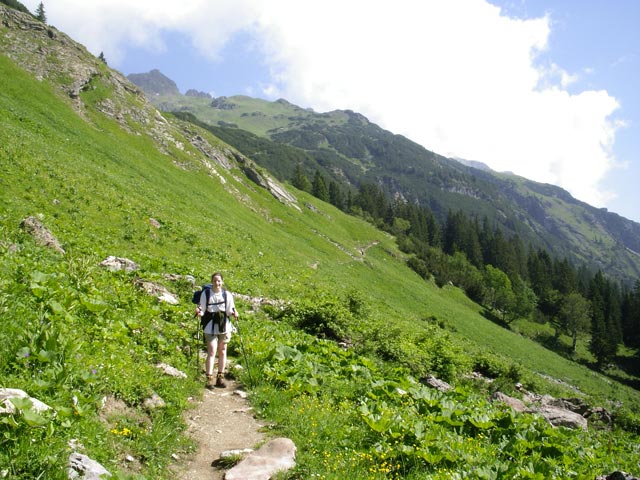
294,168,640,368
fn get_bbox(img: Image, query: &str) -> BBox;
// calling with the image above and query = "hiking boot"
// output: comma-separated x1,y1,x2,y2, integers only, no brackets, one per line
215,373,227,388
206,375,216,389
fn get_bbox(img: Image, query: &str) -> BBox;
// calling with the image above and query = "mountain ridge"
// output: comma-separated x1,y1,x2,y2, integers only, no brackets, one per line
128,70,640,284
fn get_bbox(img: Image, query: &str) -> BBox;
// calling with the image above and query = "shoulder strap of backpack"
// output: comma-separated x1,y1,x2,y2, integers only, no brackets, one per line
223,289,228,319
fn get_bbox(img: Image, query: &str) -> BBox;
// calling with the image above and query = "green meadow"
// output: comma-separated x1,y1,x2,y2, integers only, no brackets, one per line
1,51,640,479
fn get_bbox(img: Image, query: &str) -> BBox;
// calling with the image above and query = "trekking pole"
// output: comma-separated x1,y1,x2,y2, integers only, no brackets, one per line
233,313,254,388
194,312,202,379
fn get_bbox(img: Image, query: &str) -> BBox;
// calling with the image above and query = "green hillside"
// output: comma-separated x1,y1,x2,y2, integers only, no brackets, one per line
142,88,640,285
2,5,640,479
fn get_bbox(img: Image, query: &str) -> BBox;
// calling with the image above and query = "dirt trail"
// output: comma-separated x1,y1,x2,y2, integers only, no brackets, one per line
175,374,265,480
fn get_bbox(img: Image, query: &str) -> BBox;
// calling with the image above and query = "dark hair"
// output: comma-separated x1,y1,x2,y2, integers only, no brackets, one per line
211,272,223,281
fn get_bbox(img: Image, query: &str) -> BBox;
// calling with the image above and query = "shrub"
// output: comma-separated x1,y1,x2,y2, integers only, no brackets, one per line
276,290,357,342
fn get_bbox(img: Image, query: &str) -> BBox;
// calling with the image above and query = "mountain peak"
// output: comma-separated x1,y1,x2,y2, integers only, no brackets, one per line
127,69,180,96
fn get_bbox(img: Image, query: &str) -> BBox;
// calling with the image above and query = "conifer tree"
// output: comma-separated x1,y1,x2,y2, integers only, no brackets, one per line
588,271,620,366
621,280,640,348
98,51,107,65
35,2,46,23
291,163,311,193
328,181,345,210
312,170,329,202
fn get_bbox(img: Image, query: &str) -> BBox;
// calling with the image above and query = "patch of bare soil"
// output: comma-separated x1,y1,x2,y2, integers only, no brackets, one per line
175,373,265,480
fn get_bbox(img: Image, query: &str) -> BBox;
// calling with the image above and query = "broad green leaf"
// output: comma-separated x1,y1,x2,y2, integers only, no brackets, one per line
9,397,32,410
22,409,48,427
29,282,46,298
47,300,65,314
81,296,108,313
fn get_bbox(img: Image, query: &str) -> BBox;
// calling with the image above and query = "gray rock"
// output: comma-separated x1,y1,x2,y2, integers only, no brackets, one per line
420,374,452,392
529,405,588,431
67,452,111,479
491,391,526,412
595,472,639,480
20,216,65,254
224,437,296,480
100,256,139,272
0,388,51,414
134,279,180,304
156,363,187,378
142,392,166,411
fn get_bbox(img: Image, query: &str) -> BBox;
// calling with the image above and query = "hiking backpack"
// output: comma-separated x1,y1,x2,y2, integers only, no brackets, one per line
191,283,212,305
193,284,228,330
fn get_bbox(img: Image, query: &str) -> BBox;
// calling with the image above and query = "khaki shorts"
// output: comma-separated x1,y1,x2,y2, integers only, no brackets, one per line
205,331,231,344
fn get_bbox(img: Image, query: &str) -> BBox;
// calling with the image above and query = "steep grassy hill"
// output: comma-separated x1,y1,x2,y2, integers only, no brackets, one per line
135,76,640,285
2,5,640,479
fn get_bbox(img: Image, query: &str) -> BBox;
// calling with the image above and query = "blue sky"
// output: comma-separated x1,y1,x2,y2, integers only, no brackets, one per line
21,0,640,223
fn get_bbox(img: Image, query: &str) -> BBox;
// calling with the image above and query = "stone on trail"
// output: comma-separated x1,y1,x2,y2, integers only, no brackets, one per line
224,437,296,480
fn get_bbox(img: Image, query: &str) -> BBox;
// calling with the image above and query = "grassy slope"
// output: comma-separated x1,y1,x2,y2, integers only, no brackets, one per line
2,53,640,477
157,95,312,137
156,92,640,283
2,45,639,415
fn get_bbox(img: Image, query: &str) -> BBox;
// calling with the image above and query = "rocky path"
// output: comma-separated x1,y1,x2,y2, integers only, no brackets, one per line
175,375,265,480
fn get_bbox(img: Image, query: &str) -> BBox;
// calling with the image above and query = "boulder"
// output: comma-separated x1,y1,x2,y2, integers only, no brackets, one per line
100,256,139,272
156,363,187,379
142,392,166,411
67,452,111,479
0,388,50,414
490,390,588,430
224,437,296,480
491,391,526,412
595,472,639,480
529,405,588,431
420,374,452,392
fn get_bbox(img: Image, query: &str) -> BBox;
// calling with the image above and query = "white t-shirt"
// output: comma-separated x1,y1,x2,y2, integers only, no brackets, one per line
199,289,235,334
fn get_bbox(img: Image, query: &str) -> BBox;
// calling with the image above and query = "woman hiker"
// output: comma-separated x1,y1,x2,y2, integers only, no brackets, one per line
195,272,238,388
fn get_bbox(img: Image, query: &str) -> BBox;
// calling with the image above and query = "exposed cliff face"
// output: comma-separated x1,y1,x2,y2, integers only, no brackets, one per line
1,6,164,138
0,5,299,209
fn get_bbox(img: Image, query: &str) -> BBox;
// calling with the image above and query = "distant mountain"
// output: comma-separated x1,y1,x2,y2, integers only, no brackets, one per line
129,73,640,285
127,69,180,96
452,157,494,172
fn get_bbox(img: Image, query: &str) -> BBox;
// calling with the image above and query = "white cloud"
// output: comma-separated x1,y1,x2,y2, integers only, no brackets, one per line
22,0,622,208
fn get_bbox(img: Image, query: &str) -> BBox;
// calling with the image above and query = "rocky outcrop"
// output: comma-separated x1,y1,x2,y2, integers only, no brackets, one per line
0,6,181,155
20,216,65,254
134,279,180,304
491,390,589,431
185,89,211,99
265,176,299,209
2,5,302,213
532,404,588,430
210,96,237,110
142,392,166,411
